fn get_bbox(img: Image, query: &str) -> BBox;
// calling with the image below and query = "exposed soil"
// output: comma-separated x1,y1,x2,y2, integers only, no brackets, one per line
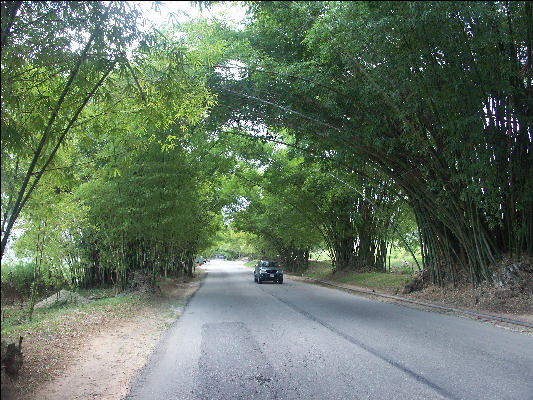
288,255,532,334
405,255,533,325
1,269,206,400
405,281,533,325
291,273,532,335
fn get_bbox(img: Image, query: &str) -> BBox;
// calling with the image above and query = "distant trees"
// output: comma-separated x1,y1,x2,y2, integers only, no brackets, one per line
229,153,322,272
222,145,408,274
208,227,257,260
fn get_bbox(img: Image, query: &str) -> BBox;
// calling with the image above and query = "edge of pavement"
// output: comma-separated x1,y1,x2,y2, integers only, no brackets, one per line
286,274,533,332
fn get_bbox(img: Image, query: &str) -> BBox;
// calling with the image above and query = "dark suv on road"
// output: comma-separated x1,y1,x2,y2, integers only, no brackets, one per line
254,260,283,284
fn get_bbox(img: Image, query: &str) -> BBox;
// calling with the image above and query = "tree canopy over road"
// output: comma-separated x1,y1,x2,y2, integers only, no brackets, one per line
1,1,531,301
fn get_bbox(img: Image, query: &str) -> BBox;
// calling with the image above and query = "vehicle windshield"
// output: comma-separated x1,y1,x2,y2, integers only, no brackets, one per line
262,261,279,268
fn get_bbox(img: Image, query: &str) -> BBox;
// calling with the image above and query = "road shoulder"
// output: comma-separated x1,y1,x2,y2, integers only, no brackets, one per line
287,274,533,335
2,270,207,400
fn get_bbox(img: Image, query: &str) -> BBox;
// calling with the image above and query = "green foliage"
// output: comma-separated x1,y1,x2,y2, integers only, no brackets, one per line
1,1,145,257
2,2,229,294
203,1,533,285
69,124,229,286
388,247,422,272
1,1,217,259
1,260,34,297
226,150,325,272
1,288,140,340
304,261,411,292
207,227,257,260
3,1,531,296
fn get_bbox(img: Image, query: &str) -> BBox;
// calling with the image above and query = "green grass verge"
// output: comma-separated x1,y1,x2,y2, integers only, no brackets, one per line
298,260,413,293
387,247,422,270
332,273,411,291
310,247,422,270
1,289,142,340
239,258,414,293
241,258,413,293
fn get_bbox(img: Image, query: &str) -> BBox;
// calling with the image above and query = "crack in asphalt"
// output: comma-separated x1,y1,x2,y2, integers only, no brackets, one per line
259,285,458,400
195,321,281,400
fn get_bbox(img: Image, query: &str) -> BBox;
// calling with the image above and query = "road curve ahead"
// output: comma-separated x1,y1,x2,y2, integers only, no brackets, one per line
127,260,533,400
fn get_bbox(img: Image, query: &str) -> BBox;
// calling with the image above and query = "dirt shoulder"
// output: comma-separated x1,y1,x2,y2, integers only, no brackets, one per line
1,269,206,400
287,274,533,334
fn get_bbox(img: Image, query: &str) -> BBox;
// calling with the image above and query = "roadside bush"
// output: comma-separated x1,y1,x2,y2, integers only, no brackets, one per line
1,261,34,297
1,261,71,301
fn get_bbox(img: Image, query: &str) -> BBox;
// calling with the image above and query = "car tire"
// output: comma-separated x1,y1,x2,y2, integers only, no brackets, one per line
258,277,262,284
278,279,283,284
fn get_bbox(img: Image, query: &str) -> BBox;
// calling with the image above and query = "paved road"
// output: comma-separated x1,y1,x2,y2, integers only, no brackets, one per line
127,260,533,400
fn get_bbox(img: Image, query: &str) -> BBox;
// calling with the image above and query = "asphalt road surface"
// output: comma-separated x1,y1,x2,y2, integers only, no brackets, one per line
127,260,533,400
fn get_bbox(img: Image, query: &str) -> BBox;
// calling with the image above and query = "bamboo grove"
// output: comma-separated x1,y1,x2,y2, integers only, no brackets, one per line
1,1,532,296
197,1,533,285
1,1,225,296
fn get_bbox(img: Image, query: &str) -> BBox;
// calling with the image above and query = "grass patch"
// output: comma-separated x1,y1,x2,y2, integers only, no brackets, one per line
296,260,412,293
336,273,411,291
242,256,416,293
1,288,141,341
244,260,257,268
387,247,422,270
309,251,332,262
303,260,336,279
